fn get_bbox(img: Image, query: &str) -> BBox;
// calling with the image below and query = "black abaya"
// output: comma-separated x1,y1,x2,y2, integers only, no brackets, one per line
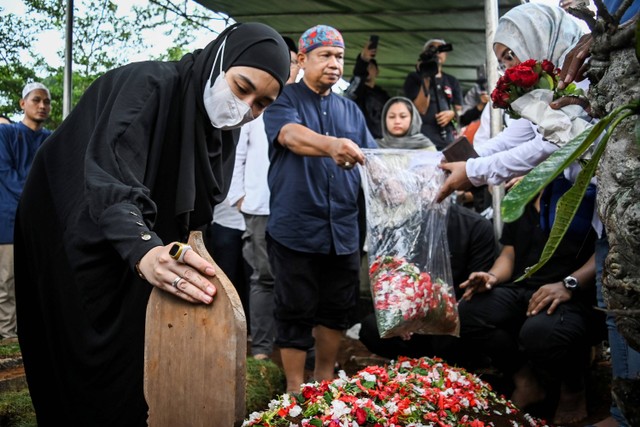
14,22,290,426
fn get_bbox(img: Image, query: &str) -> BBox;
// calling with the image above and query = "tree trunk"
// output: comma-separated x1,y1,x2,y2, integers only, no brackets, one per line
591,17,640,426
592,42,640,353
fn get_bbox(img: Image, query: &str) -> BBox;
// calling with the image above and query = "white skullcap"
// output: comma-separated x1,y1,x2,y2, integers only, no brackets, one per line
22,82,51,100
423,38,447,52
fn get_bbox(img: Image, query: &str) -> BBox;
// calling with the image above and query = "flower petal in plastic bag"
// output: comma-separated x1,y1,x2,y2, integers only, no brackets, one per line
360,149,459,338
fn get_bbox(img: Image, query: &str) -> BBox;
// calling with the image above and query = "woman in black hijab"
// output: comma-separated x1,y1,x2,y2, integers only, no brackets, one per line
14,22,290,426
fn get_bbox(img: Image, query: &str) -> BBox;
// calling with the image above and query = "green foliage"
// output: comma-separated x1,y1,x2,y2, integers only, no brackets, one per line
500,106,626,223
245,357,285,415
501,101,640,279
0,0,225,129
0,342,21,358
0,390,36,427
0,352,286,423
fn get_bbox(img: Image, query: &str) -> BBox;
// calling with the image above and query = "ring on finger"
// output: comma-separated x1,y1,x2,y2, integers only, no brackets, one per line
169,243,192,263
172,276,183,289
344,161,351,167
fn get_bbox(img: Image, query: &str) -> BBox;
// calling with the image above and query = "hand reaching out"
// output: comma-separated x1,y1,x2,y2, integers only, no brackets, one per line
459,271,498,301
436,161,472,203
329,137,366,170
557,33,593,90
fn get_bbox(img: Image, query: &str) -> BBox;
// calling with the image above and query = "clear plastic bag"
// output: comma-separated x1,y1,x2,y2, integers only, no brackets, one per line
360,149,459,338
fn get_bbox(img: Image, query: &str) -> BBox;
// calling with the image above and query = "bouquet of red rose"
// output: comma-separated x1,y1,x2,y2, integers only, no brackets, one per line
491,59,591,145
360,150,459,339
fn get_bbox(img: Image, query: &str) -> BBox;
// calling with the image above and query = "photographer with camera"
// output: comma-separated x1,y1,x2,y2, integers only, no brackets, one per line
403,38,463,150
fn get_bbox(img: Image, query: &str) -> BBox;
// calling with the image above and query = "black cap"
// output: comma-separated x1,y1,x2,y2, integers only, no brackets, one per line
282,36,298,54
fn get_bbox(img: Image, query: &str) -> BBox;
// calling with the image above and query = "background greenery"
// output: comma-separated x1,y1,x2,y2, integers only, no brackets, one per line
0,0,233,129
0,340,285,426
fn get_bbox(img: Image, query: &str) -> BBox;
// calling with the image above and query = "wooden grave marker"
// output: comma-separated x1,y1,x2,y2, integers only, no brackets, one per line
144,231,246,426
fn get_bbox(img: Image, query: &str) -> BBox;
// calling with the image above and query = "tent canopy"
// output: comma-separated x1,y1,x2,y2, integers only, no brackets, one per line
193,0,523,95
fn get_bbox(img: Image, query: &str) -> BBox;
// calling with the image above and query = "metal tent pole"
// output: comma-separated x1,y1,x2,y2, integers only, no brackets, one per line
63,0,73,119
484,0,504,241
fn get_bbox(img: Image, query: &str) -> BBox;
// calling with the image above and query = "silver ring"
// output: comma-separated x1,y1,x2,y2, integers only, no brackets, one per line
172,276,183,289
344,161,351,167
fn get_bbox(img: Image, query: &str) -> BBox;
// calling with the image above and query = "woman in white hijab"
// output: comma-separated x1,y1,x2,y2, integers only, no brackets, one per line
436,2,585,201
438,3,598,425
493,2,583,71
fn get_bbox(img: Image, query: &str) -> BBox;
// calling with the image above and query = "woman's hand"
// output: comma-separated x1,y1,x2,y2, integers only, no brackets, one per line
137,243,217,304
549,96,592,116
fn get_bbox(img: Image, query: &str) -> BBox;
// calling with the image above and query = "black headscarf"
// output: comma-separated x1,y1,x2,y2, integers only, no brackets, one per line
173,22,290,236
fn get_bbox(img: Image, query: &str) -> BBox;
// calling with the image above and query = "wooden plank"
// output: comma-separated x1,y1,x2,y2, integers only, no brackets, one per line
144,231,247,426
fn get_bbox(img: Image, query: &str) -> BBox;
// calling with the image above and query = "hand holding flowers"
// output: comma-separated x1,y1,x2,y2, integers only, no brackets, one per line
491,59,592,146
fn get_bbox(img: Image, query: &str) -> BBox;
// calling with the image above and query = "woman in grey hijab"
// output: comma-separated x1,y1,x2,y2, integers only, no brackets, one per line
376,96,436,151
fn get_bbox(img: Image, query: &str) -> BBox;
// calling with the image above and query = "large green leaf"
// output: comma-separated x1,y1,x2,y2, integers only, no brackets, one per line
517,110,636,279
501,123,600,222
501,102,636,223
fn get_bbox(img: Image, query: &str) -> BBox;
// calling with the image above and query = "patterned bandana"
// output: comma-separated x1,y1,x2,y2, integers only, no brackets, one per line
298,25,345,54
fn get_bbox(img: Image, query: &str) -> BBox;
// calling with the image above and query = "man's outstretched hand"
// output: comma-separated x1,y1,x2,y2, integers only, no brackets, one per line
436,161,472,203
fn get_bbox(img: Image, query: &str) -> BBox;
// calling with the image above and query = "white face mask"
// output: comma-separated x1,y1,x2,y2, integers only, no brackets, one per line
203,34,255,130
204,72,255,130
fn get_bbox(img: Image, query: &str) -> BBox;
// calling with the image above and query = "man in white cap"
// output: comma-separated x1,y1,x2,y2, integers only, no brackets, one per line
0,82,51,341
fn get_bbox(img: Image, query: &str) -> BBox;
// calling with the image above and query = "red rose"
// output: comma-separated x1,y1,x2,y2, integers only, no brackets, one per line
521,59,537,68
505,65,539,87
541,59,556,75
491,88,510,108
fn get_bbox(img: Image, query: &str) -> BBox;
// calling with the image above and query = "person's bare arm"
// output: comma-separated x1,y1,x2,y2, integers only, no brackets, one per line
412,76,431,115
277,123,365,167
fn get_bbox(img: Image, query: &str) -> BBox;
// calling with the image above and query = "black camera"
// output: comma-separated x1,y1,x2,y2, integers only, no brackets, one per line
418,43,453,77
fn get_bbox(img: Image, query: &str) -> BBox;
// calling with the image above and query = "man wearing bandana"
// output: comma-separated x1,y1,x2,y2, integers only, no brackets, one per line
264,24,377,392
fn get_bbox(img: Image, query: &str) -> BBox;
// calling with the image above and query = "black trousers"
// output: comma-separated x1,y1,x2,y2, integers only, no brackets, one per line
267,235,360,351
457,283,594,388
